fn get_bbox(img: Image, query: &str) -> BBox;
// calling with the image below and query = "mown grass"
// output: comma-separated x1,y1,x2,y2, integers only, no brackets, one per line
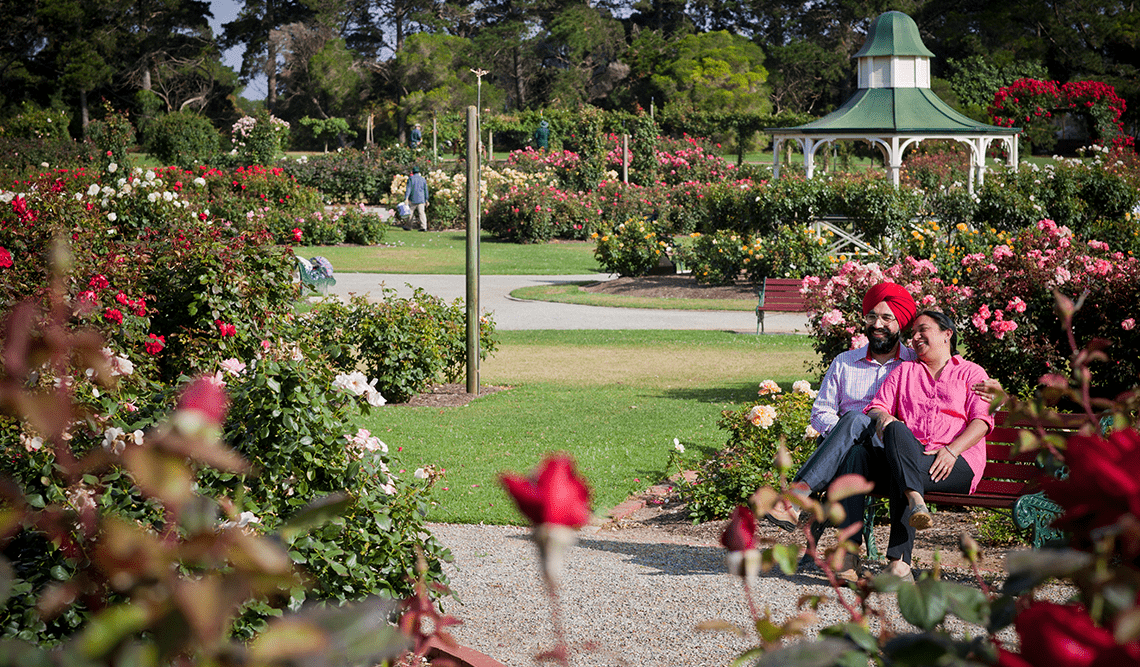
510,283,755,311
370,330,818,524
294,229,602,274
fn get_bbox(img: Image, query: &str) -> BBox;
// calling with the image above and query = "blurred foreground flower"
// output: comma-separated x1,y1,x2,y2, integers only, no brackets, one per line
721,505,760,580
500,454,592,666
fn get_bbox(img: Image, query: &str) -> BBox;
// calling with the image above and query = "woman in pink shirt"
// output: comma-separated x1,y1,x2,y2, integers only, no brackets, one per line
865,310,995,581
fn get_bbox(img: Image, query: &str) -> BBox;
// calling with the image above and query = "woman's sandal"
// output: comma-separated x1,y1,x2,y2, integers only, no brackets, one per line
906,503,933,530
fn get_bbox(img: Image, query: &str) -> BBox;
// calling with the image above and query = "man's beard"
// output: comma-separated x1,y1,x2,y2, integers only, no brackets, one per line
866,325,899,355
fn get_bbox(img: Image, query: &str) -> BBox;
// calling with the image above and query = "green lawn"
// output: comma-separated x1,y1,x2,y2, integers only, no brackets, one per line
295,229,602,274
371,330,818,524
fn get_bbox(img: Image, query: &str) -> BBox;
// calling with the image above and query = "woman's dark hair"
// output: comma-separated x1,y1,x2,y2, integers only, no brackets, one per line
916,309,958,356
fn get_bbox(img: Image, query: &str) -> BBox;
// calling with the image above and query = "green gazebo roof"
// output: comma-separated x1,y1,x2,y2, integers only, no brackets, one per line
771,88,1016,135
852,11,935,58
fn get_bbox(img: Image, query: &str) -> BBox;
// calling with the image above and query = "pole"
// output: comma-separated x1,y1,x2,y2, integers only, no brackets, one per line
622,133,629,183
465,106,480,395
433,115,438,163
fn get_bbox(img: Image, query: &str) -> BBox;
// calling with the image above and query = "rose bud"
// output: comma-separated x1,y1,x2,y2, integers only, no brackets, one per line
721,505,760,580
501,454,592,585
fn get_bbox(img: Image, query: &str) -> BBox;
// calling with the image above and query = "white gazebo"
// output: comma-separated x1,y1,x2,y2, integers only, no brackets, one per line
769,11,1020,192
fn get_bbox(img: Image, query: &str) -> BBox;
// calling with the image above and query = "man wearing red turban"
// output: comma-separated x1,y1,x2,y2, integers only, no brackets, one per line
764,282,917,579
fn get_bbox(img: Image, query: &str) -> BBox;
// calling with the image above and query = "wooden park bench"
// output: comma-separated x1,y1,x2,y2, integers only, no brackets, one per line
862,410,1082,559
755,278,807,334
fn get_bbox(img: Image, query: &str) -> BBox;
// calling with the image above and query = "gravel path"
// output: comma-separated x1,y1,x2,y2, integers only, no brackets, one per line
427,522,1072,667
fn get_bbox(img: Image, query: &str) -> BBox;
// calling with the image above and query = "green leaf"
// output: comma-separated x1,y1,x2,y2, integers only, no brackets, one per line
769,543,800,575
986,595,1018,633
755,637,858,667
266,377,281,393
76,605,150,659
896,578,949,631
944,582,990,625
279,493,356,542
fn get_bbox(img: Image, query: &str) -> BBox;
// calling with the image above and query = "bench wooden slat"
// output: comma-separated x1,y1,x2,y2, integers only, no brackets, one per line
863,410,1078,557
756,278,807,334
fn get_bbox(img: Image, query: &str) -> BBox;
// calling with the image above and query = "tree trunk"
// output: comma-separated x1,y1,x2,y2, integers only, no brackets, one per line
142,67,151,90
80,89,89,136
266,39,278,113
512,46,525,109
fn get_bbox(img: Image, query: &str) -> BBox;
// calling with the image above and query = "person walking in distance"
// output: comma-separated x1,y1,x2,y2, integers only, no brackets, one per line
405,166,429,232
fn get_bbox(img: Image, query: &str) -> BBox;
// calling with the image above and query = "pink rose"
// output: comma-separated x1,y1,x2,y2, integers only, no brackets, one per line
1123,319,1135,331
500,454,591,528
177,375,229,425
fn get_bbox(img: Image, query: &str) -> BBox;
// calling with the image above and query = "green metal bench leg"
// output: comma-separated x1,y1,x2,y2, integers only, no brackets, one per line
864,497,883,561
1013,491,1065,549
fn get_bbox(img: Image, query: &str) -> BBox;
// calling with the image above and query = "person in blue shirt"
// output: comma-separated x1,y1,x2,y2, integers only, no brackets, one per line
409,123,422,150
404,166,430,231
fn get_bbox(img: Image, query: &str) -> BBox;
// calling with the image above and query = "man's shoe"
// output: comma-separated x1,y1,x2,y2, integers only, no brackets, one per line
764,501,800,532
885,559,914,583
836,553,862,582
907,503,933,530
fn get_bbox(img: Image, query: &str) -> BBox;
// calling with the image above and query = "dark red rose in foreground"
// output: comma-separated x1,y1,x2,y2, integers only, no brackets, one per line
1043,428,1140,545
721,505,757,553
500,454,591,528
1007,601,1140,667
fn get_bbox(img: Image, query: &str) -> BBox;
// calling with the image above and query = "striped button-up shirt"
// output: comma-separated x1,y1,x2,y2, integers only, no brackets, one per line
810,344,916,436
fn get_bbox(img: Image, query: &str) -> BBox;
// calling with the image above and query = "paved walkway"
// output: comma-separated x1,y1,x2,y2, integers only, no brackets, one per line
326,273,810,333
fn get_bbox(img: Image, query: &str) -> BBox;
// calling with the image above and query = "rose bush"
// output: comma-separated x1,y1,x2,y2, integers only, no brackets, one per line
591,217,673,277
676,380,816,522
0,166,462,647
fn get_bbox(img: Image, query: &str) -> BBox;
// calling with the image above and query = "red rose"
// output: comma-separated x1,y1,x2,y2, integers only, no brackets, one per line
144,334,165,355
104,308,123,324
1012,602,1136,667
1044,428,1140,544
720,505,757,552
292,227,303,242
89,274,110,290
500,454,591,528
215,320,236,337
0,246,12,269
176,375,228,425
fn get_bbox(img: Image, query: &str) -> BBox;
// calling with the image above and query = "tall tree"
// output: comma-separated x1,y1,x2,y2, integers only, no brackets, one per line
392,32,481,120
654,30,770,114
538,4,628,106
34,0,121,130
220,0,315,112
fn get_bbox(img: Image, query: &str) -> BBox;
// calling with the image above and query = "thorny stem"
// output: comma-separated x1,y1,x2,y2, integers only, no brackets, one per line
970,559,993,598
541,574,571,666
802,520,864,623
741,577,763,632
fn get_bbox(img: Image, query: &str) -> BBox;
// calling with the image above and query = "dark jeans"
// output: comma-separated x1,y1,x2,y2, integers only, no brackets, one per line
882,420,973,564
793,411,883,493
833,440,894,551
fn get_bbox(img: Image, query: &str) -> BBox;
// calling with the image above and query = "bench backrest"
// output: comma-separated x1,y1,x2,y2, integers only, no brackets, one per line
972,410,1083,498
757,278,806,311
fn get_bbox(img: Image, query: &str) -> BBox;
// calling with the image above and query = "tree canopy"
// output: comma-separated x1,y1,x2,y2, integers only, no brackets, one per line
0,0,1135,146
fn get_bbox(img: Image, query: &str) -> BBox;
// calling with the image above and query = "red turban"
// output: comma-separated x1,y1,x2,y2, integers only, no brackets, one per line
862,282,917,329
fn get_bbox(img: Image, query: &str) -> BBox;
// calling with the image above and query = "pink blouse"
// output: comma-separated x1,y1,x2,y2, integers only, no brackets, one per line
865,355,994,493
